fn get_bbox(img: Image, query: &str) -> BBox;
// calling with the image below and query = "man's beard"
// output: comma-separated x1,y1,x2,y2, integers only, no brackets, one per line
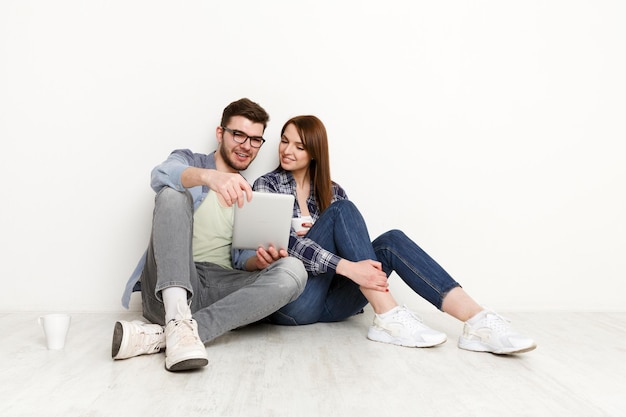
220,144,251,172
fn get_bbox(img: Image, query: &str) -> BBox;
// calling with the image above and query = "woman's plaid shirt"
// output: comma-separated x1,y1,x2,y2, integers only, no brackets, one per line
253,169,347,276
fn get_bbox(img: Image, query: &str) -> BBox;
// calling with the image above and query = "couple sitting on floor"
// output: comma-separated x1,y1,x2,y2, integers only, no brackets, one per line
112,98,536,372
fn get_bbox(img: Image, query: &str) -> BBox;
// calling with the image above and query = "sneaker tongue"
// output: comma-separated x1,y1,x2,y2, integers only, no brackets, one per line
484,314,509,332
396,309,424,328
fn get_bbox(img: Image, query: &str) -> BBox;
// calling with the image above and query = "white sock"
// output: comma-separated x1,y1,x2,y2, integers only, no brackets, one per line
377,305,402,319
162,287,188,323
466,309,487,325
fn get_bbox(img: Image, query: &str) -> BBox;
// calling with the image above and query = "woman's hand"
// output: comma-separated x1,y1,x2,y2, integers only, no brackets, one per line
294,221,313,236
336,259,389,292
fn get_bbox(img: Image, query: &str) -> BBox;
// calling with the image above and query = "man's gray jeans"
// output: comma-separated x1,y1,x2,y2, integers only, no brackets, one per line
140,187,307,343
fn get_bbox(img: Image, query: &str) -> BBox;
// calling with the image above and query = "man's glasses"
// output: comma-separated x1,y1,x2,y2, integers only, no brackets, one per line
221,126,266,148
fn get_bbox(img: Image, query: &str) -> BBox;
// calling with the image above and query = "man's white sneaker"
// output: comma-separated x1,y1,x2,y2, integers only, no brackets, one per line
458,310,537,354
367,305,447,348
112,320,165,360
164,303,209,372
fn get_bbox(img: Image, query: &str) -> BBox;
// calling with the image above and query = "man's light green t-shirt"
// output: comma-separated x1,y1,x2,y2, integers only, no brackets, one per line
192,191,234,269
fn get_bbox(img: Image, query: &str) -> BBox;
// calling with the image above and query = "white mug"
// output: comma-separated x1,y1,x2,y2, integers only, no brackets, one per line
291,216,313,233
38,313,71,350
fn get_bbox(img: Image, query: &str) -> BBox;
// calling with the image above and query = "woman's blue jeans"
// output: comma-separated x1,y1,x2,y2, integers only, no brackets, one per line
267,200,460,325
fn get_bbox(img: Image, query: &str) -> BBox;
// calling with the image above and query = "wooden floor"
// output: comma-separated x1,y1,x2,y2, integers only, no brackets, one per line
1,308,624,417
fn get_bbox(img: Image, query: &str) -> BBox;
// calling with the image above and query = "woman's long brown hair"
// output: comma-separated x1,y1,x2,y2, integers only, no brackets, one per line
281,115,333,212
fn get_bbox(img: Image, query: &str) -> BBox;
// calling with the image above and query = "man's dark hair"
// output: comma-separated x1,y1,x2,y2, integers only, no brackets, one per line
221,98,270,131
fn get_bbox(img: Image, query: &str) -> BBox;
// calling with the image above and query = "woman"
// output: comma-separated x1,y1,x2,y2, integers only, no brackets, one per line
256,115,535,354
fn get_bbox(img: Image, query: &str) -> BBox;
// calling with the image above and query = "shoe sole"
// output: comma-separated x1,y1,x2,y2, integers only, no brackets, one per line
111,321,124,359
458,339,537,355
367,329,447,348
165,357,209,372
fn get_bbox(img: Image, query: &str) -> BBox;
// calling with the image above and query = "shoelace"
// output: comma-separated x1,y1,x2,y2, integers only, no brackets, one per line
172,318,201,345
140,334,164,351
480,311,511,334
393,306,426,329
136,325,164,350
169,300,201,345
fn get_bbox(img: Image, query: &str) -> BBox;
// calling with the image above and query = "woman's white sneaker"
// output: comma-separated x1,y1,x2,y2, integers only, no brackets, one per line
367,305,447,348
458,310,536,354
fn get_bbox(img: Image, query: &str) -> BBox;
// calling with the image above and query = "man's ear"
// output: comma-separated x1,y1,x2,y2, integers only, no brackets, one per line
216,126,224,144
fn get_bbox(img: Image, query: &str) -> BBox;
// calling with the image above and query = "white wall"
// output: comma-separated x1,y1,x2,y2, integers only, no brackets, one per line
1,0,624,312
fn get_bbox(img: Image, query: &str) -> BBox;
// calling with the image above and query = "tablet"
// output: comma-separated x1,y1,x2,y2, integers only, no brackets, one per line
232,191,295,250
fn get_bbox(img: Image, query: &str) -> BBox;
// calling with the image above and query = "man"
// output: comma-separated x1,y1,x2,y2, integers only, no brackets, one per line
113,98,307,372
